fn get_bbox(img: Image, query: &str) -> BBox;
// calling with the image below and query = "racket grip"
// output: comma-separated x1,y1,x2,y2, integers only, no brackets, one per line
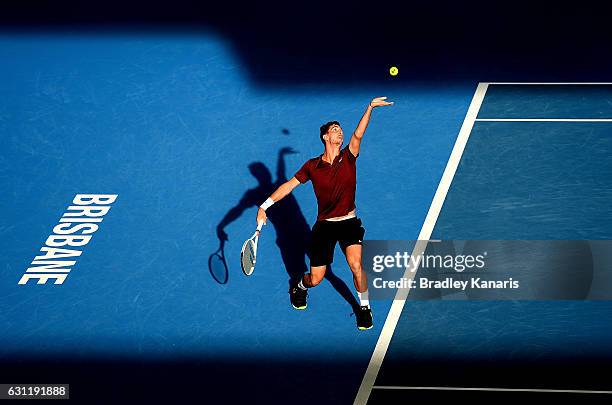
256,220,264,232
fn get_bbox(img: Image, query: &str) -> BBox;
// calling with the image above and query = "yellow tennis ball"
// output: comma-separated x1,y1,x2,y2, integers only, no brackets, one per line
389,66,399,76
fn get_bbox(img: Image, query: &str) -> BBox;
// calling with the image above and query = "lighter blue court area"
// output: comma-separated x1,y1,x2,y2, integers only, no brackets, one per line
0,33,476,401
376,85,612,392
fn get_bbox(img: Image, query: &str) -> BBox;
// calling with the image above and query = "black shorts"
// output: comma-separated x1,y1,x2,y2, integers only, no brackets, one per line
309,217,365,267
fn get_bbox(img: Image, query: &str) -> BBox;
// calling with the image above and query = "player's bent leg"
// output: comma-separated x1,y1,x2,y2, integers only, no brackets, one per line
289,219,335,310
289,265,327,310
305,265,327,287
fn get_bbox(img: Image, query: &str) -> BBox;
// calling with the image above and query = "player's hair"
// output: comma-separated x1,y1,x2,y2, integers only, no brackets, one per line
319,121,340,144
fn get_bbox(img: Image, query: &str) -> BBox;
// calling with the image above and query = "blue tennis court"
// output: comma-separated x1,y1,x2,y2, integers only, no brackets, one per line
2,18,612,402
358,83,612,403
0,33,477,403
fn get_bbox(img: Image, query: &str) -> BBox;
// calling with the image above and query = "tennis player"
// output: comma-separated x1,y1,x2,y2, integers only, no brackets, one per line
256,97,393,330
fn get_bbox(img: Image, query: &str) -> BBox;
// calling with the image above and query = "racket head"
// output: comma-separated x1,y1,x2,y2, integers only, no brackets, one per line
241,238,257,276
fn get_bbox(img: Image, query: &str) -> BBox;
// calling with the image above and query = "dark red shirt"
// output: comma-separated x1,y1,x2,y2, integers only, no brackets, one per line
294,146,358,221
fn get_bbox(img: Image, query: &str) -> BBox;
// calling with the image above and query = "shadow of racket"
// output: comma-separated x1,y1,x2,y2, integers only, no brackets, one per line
208,239,229,284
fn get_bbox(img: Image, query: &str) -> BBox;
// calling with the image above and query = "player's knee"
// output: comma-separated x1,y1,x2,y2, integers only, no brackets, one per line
310,274,324,286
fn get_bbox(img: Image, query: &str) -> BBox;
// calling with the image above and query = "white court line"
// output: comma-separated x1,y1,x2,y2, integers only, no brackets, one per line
372,386,612,395
487,82,612,85
353,82,490,405
476,118,612,122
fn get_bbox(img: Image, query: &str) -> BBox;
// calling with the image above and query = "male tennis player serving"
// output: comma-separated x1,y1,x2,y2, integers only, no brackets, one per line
256,97,393,330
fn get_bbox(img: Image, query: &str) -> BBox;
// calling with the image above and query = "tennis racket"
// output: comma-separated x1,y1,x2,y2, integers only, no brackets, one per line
241,221,264,276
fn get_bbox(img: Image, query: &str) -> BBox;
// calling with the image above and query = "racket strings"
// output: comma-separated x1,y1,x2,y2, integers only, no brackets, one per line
241,240,256,275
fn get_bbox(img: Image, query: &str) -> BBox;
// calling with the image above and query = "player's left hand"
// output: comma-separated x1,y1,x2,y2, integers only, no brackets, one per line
370,96,394,108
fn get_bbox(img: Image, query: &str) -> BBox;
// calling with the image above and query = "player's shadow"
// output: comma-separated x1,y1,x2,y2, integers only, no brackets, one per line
216,146,359,312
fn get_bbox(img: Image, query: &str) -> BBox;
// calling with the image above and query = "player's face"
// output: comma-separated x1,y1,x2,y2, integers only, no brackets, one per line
327,125,343,145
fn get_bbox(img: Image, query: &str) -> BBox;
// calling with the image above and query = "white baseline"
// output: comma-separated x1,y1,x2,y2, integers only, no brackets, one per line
372,386,612,394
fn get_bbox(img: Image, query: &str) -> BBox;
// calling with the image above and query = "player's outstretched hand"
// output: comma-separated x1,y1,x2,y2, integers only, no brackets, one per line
256,207,267,226
370,96,394,108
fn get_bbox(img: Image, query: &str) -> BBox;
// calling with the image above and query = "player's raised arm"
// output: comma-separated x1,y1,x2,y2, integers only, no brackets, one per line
256,177,301,225
349,96,394,156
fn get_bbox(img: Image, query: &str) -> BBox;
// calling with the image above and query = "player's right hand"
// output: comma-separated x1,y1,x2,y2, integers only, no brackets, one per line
256,207,267,226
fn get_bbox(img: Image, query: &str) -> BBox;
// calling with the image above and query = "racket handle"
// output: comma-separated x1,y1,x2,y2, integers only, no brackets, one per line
256,220,264,232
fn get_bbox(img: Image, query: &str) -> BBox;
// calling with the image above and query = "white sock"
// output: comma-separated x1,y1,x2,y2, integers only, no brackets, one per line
358,290,369,308
297,279,308,290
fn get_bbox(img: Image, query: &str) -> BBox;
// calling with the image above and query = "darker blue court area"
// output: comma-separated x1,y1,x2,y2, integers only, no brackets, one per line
371,85,612,403
478,85,612,119
437,121,612,239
